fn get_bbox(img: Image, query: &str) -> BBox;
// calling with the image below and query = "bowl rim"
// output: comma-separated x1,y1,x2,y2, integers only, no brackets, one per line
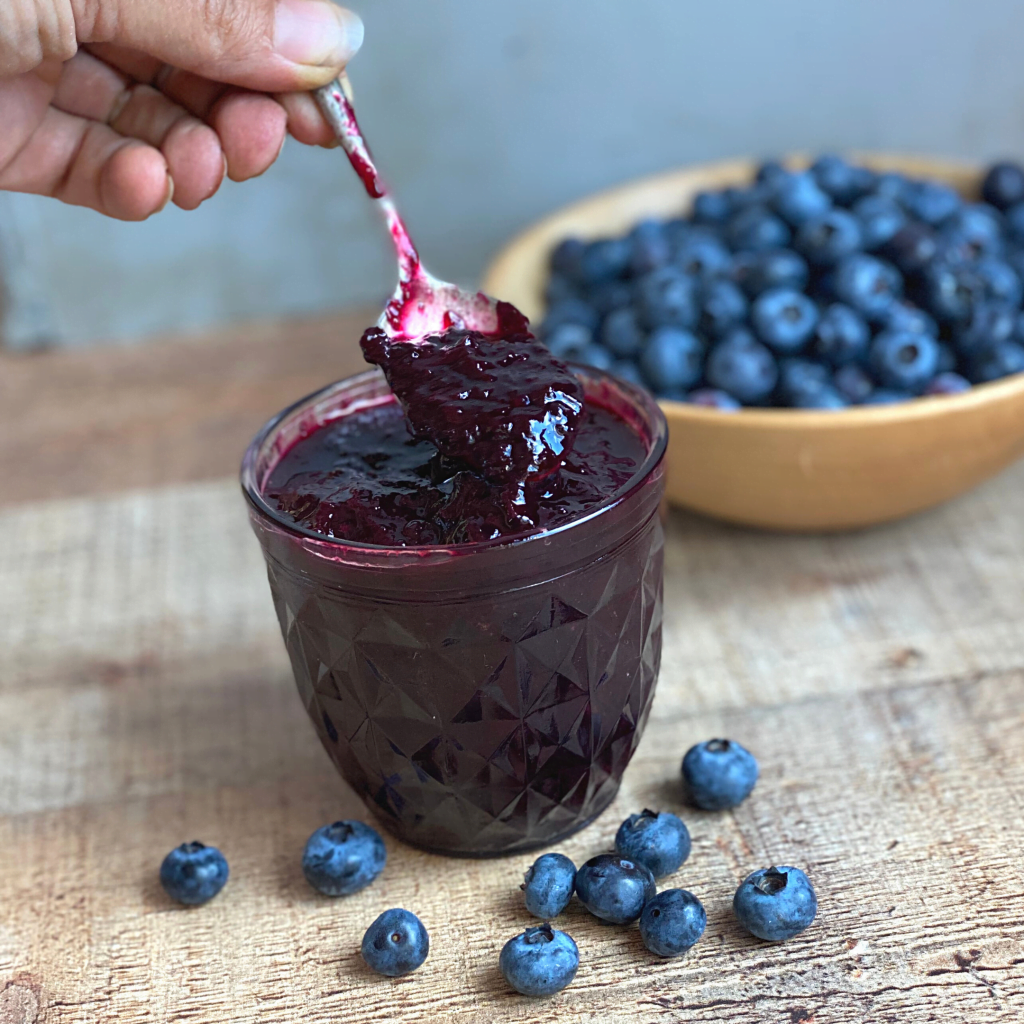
482,151,1024,428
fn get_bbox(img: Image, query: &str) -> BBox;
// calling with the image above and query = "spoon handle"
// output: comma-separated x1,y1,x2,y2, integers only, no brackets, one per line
314,75,420,282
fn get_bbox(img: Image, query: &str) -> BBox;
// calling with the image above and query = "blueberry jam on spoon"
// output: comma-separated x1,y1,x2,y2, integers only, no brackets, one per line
314,78,583,519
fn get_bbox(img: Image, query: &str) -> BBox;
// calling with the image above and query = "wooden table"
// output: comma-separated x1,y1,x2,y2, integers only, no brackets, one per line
2,315,1023,1024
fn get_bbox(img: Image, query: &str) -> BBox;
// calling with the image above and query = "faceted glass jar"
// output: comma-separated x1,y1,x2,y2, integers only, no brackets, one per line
242,366,667,857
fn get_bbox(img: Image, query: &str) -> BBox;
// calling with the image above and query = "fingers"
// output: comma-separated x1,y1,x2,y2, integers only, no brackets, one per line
73,0,364,93
208,90,288,181
1,103,172,220
277,91,337,148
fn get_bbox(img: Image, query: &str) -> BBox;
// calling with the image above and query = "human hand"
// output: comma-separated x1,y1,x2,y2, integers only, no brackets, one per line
0,0,363,219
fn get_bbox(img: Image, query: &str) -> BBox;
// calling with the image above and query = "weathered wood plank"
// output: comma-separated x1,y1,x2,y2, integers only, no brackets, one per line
2,473,1024,1022
0,310,374,506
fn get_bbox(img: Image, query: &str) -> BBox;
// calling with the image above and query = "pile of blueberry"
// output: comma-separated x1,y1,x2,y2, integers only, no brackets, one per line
539,156,1024,409
159,738,817,999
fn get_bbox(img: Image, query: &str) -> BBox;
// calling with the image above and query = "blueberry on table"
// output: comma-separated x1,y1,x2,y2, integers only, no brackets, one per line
833,253,903,322
500,924,579,997
726,205,792,253
869,331,940,393
705,328,778,405
683,388,742,411
970,340,1024,384
852,194,906,251
795,209,863,267
361,908,429,977
159,842,229,906
640,326,704,394
521,853,577,919
574,854,657,924
812,303,869,367
982,161,1024,211
925,371,971,396
751,288,819,354
682,738,759,810
733,866,817,941
615,810,692,878
639,888,707,957
302,820,386,897
635,267,699,329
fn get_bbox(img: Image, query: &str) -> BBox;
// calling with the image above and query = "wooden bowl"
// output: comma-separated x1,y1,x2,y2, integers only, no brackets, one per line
483,154,1024,531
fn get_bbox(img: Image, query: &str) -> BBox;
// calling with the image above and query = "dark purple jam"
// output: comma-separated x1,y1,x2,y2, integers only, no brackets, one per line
360,322,584,507
266,397,645,546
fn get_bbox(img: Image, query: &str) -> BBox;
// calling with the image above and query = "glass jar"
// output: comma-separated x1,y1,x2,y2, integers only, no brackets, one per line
242,366,667,856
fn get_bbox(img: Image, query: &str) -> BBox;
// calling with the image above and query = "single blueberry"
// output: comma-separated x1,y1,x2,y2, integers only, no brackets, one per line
727,206,792,252
813,303,869,366
853,194,906,251
635,267,699,329
863,388,914,405
925,371,972,396
574,854,657,924
499,924,579,997
778,358,830,397
683,387,742,411
975,256,1023,306
833,254,903,322
881,222,941,276
771,171,832,227
751,288,819,353
941,203,1004,259
810,154,869,205
674,231,732,281
541,297,600,335
639,888,707,958
922,262,981,323
640,326,704,394
682,738,759,810
545,322,594,362
361,908,429,977
579,238,631,285
981,161,1024,211
733,866,817,942
903,179,962,225
159,842,229,906
614,810,692,879
628,219,672,275
795,209,863,266
882,301,938,337
549,238,585,281
302,820,386,897
692,189,734,225
700,278,749,337
734,248,809,296
521,853,577,919
755,159,789,187
872,171,912,204
970,340,1024,383
705,328,779,404
611,360,647,388
936,342,958,374
869,330,940,392
833,363,875,404
953,301,1017,358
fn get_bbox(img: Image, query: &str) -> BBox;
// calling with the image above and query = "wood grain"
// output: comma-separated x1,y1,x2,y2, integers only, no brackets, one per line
0,309,374,506
3,461,1024,1022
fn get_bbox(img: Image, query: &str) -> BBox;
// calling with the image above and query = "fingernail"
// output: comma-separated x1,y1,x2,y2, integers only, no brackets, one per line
274,0,364,68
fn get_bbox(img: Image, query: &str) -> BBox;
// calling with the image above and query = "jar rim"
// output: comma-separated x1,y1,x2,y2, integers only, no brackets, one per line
240,364,668,559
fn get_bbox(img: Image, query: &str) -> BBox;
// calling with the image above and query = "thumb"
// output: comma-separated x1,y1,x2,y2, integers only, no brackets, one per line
75,0,364,91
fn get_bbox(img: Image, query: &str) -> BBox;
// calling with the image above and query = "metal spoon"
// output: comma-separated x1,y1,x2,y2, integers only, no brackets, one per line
314,76,519,341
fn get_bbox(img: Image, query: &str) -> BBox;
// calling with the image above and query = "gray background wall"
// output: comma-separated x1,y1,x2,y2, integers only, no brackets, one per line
3,0,1024,349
